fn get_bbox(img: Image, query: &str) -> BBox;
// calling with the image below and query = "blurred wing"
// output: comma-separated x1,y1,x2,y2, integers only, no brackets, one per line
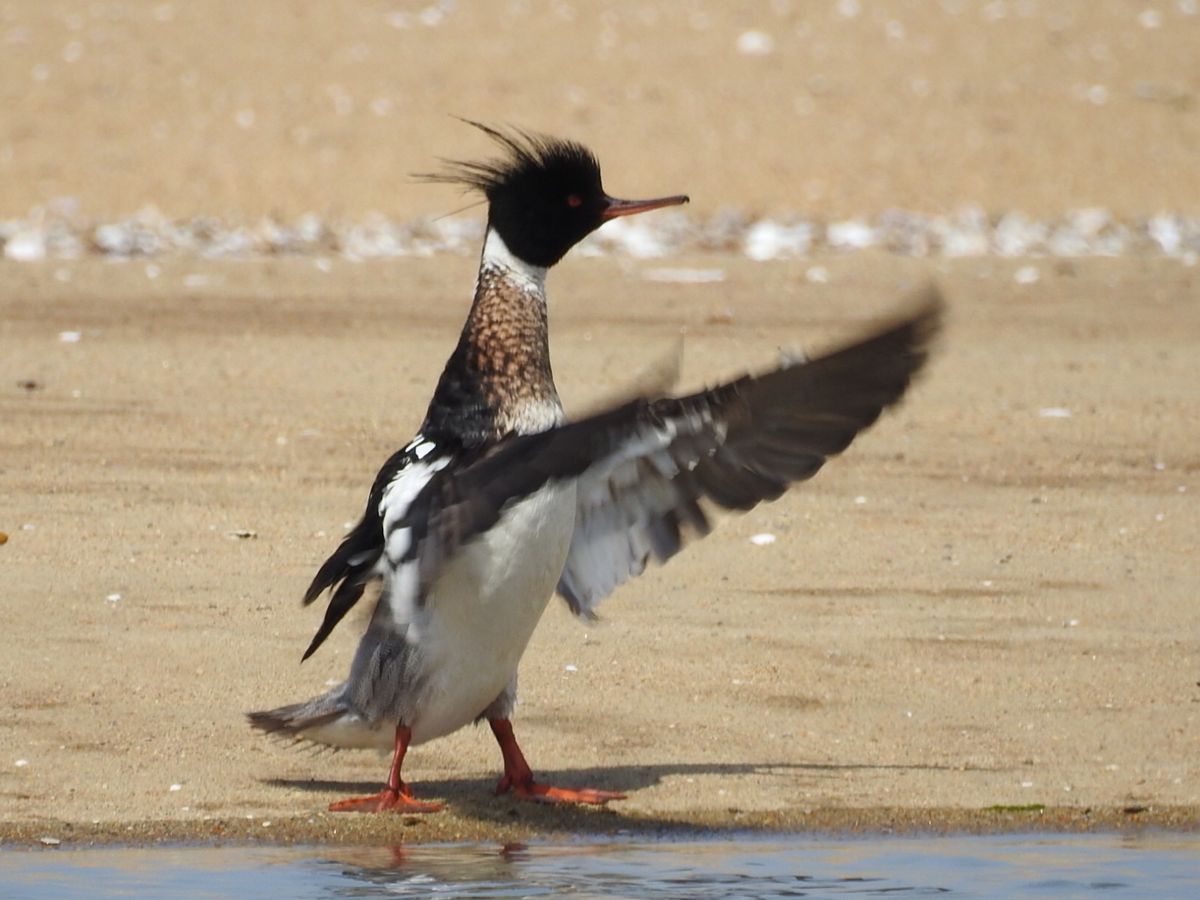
310,290,941,644
557,289,943,617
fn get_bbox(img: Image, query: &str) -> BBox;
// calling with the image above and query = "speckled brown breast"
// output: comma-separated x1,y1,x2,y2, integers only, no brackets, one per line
421,264,563,445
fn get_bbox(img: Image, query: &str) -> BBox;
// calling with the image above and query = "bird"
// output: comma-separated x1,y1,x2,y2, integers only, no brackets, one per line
248,122,942,813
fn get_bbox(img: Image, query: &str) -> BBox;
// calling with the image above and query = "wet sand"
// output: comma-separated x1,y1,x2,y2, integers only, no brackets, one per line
2,1,1199,845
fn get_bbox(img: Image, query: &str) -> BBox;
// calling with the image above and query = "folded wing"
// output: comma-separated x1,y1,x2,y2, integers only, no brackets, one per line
299,438,451,660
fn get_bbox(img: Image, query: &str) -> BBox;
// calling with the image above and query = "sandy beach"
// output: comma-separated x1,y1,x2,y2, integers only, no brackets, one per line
2,2,1198,844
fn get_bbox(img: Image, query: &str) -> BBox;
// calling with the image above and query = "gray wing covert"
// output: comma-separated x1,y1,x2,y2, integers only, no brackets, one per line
556,290,943,617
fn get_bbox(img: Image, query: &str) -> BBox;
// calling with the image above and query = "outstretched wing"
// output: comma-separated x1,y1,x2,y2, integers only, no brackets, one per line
556,288,943,616
300,290,941,655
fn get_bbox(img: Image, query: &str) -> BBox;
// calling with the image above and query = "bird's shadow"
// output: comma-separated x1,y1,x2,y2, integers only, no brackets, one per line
265,758,988,829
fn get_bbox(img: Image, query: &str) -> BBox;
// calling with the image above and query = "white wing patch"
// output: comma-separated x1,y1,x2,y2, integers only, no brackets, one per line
377,442,451,636
558,414,716,616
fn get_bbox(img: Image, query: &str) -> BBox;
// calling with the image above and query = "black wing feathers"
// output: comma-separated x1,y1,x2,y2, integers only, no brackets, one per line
681,297,939,508
299,444,417,661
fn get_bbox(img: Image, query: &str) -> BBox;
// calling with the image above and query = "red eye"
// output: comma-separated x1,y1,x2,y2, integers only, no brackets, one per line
566,194,583,208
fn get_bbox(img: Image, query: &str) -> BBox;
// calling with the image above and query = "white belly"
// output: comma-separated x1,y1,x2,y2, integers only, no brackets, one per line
406,480,576,744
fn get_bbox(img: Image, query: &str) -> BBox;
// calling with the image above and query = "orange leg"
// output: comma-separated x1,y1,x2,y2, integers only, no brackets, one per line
328,724,443,813
489,718,626,805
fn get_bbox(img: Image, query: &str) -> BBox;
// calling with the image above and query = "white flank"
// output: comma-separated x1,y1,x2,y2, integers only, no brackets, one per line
405,481,577,745
301,712,392,751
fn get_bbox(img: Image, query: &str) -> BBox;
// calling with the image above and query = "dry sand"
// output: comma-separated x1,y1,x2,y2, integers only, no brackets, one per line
3,254,1197,844
1,1,1198,845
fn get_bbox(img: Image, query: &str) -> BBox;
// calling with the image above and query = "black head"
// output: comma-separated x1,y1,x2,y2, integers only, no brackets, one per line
422,121,689,268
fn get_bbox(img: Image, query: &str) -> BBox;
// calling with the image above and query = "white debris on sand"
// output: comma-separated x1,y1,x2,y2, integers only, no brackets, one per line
1014,265,1041,285
827,219,875,251
736,30,775,56
749,533,777,546
3,229,46,261
3,206,1200,262
744,219,815,260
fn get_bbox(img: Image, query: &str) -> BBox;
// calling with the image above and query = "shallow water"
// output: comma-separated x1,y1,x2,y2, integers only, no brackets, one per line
2,834,1197,899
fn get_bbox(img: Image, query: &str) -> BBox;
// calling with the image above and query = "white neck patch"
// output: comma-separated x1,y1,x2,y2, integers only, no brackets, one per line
481,228,548,291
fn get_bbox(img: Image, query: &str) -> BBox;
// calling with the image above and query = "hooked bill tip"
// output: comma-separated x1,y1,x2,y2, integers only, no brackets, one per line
600,193,690,221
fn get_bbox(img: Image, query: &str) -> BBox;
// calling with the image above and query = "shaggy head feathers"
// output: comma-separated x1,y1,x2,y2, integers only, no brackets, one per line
422,121,602,201
422,121,610,268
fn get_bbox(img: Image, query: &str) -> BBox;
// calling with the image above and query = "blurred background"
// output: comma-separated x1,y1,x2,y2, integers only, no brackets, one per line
2,0,1198,226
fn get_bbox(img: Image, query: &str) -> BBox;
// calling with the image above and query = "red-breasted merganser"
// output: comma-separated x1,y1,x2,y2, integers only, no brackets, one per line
249,123,941,813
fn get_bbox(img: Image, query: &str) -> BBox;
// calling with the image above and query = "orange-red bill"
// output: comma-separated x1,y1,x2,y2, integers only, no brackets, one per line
599,193,690,221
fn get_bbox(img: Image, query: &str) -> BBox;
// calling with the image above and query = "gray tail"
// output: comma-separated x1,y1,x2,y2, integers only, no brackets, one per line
247,694,347,738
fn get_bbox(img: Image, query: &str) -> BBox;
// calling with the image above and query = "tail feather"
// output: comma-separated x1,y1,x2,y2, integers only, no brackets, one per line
247,700,346,738
247,690,392,751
